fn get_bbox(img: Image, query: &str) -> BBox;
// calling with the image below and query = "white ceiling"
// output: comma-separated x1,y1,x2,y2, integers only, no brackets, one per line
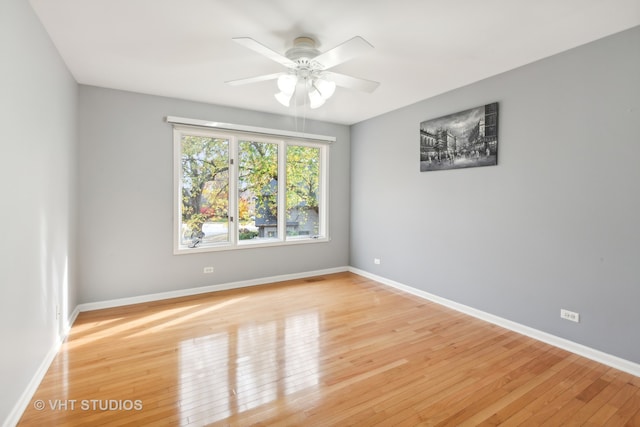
30,0,639,125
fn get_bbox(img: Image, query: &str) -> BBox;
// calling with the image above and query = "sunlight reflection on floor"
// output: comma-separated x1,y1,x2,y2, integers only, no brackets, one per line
179,311,319,425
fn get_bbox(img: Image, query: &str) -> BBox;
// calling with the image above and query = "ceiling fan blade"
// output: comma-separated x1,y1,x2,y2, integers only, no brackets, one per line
313,36,374,70
225,72,284,86
232,37,296,68
323,71,380,93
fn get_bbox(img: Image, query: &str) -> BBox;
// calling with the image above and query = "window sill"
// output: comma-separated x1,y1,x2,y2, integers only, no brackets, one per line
173,236,330,255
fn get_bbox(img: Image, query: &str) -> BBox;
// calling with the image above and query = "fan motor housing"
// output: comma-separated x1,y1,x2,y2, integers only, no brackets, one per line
285,37,321,63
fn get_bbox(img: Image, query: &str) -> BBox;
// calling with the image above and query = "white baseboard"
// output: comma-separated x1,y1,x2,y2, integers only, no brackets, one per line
3,338,62,427
4,303,82,427
349,267,640,378
64,306,80,335
76,266,349,312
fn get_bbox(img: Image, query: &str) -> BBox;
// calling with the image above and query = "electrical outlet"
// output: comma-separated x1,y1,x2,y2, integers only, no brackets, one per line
374,258,381,265
203,267,214,274
560,309,580,323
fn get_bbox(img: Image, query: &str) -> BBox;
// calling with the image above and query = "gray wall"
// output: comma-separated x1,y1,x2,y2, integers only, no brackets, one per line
77,86,350,303
0,0,78,423
350,27,640,363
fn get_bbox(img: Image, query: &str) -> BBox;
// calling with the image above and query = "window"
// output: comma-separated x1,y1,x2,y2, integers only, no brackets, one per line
172,121,330,253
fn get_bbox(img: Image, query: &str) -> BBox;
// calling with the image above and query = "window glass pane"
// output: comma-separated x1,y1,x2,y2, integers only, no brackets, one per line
238,140,279,242
286,145,320,237
180,135,229,248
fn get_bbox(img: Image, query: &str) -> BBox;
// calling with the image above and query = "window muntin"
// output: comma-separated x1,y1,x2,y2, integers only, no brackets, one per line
174,126,328,253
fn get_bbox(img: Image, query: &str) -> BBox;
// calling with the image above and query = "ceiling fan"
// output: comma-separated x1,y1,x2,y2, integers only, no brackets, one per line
226,35,380,109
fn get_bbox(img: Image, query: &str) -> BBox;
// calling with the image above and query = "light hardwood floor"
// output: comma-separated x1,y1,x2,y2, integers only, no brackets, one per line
19,272,640,426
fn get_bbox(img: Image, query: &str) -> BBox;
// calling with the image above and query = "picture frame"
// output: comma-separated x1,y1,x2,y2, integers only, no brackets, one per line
420,102,498,172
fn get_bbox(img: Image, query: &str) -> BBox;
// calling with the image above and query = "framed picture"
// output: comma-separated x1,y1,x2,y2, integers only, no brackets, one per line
420,102,498,172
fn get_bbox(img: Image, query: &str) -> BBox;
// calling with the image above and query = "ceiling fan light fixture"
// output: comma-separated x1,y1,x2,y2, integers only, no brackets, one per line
308,87,326,109
275,91,294,107
277,74,298,95
315,78,336,99
275,74,298,107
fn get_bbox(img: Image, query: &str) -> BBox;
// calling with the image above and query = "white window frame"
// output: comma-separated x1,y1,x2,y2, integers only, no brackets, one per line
170,117,332,254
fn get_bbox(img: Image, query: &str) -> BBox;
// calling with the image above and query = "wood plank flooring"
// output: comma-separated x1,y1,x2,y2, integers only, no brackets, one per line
18,272,640,426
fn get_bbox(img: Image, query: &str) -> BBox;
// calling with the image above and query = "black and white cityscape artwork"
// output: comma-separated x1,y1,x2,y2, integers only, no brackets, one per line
420,102,498,172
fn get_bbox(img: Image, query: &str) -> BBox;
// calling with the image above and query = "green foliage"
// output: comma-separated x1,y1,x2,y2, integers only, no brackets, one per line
184,213,208,237
286,145,319,211
238,140,279,222
238,228,259,240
